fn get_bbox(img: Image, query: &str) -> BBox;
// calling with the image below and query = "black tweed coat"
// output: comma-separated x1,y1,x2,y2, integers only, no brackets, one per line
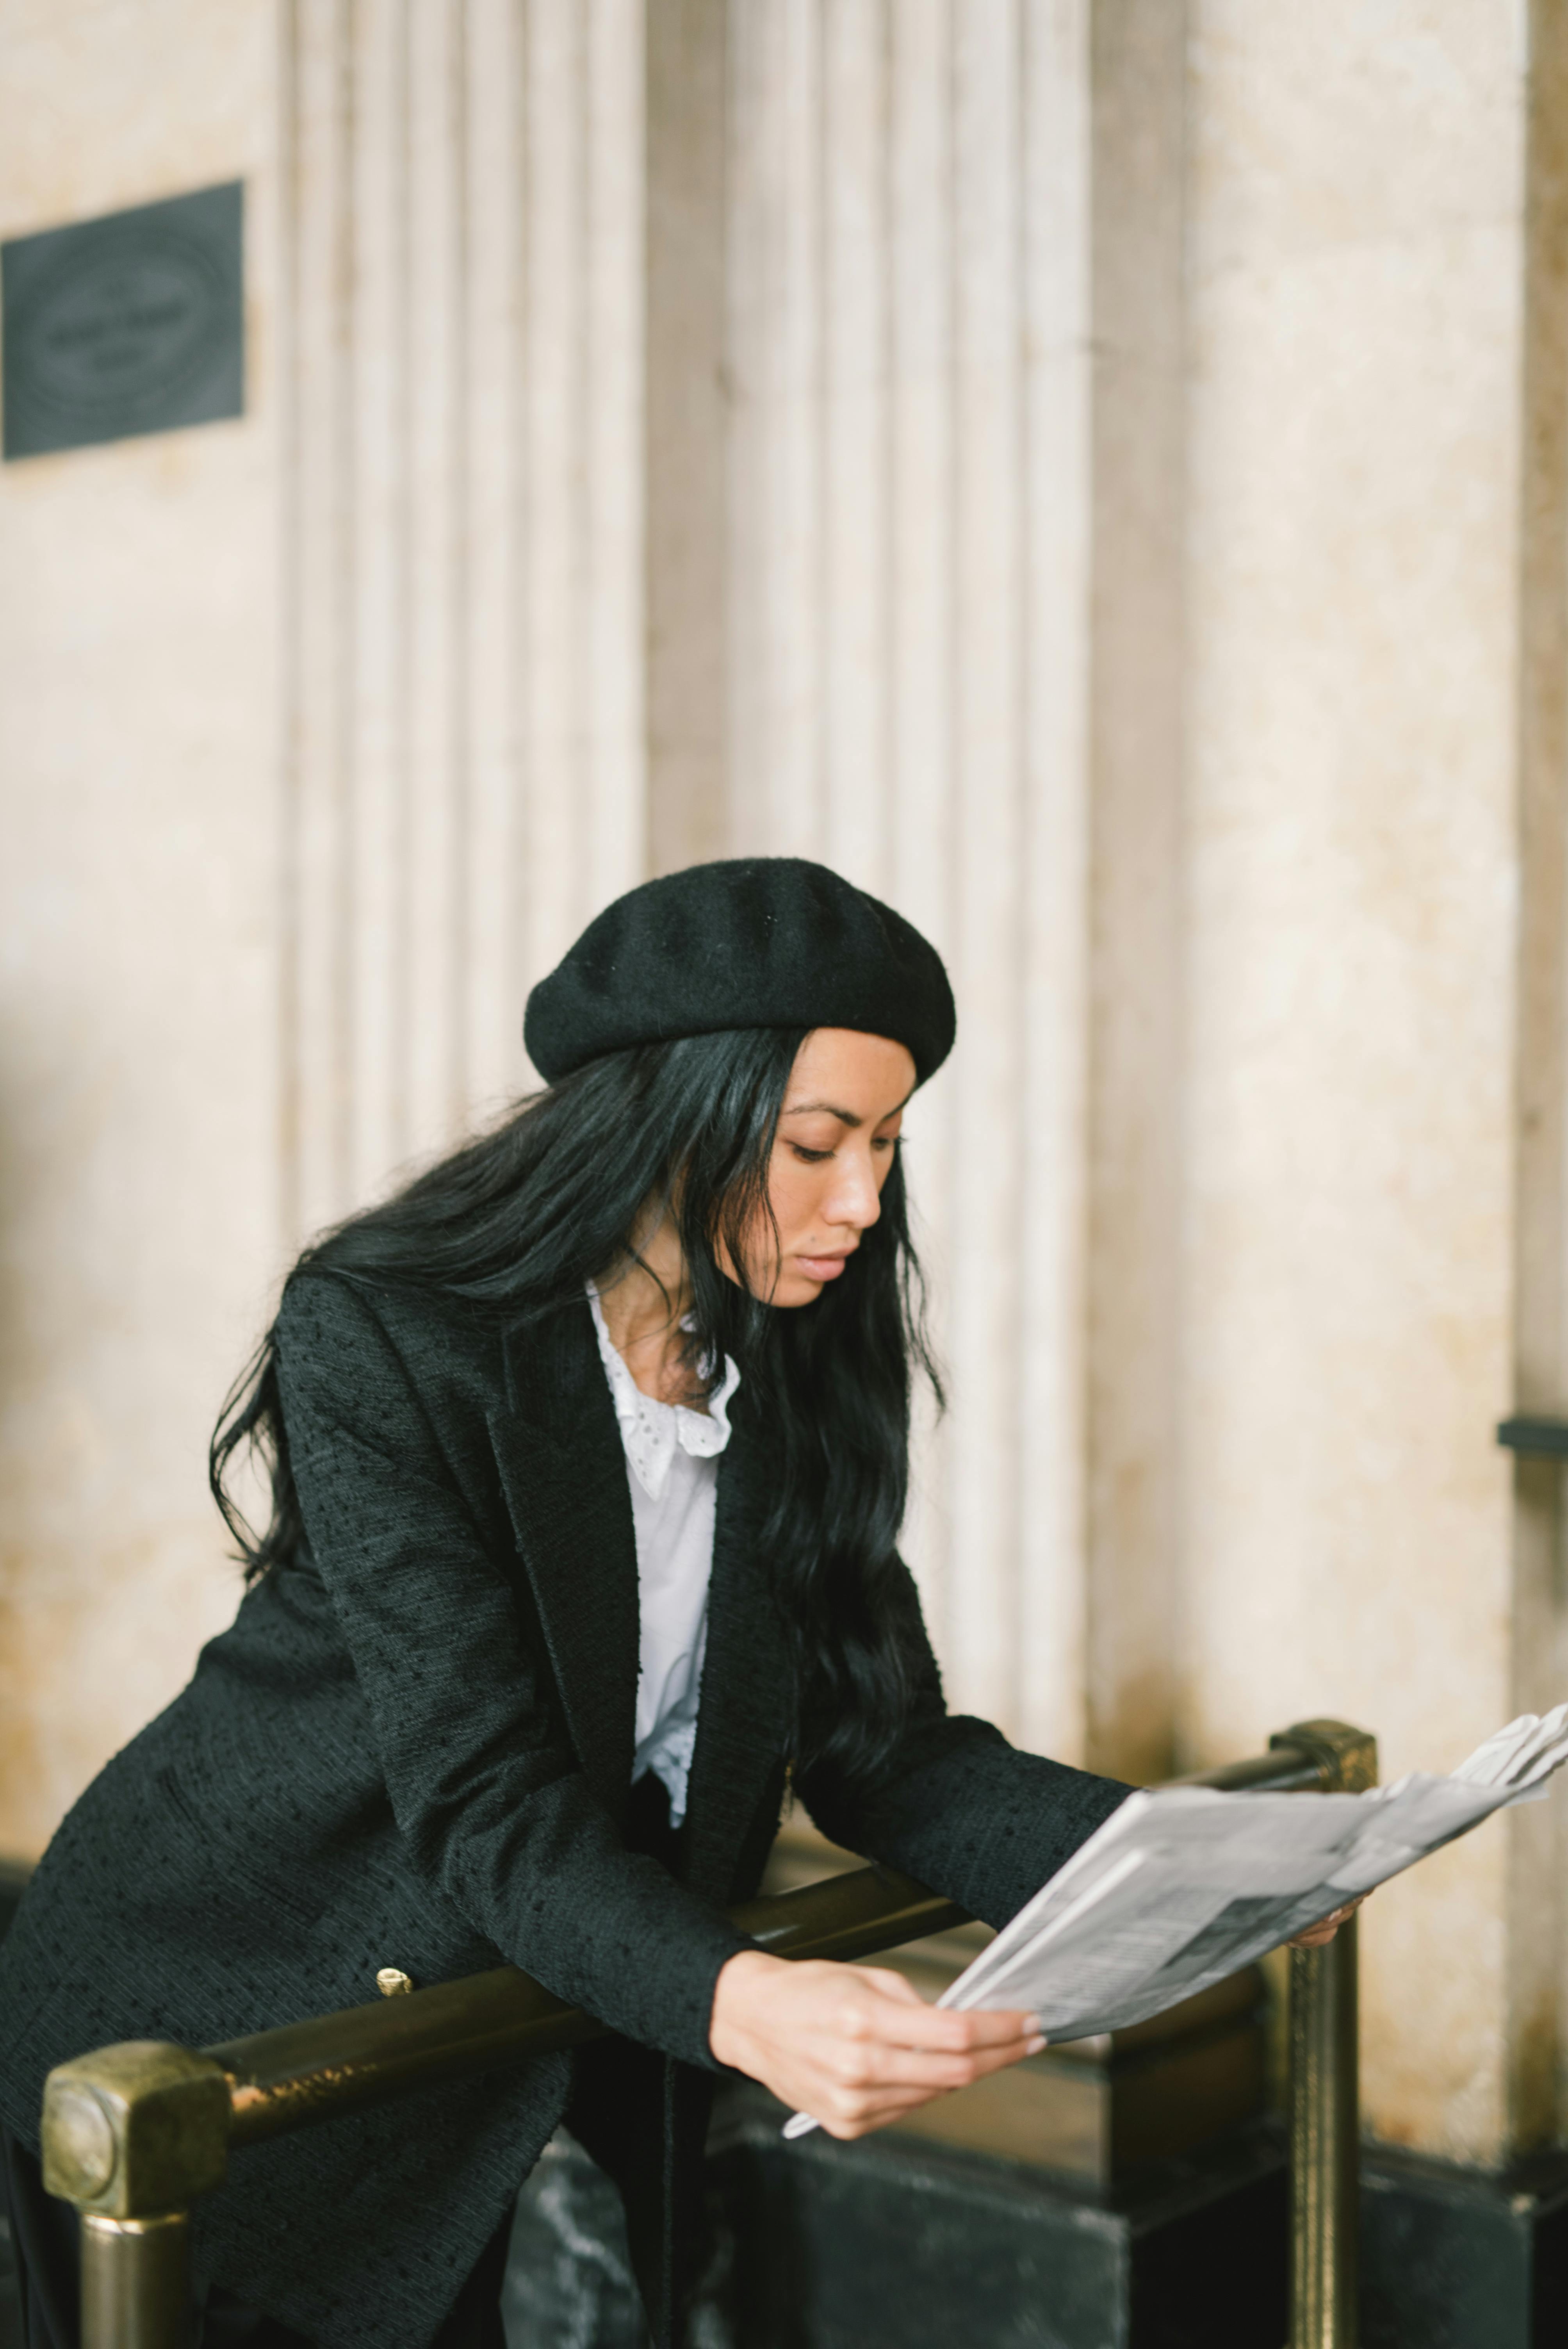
0,1275,1128,2349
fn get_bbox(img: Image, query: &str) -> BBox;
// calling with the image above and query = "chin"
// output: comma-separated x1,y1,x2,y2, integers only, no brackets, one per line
771,1273,829,1309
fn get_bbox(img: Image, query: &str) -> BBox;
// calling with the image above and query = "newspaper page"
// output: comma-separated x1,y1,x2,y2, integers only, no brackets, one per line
782,1706,1568,2140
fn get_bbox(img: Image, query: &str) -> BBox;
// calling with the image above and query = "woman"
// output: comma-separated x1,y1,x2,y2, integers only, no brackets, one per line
0,859,1345,2349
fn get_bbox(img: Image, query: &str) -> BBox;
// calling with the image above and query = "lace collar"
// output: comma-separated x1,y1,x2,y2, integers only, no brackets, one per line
586,1286,741,1502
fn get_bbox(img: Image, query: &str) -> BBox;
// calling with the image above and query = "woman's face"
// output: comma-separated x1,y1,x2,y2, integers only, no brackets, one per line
732,1027,916,1307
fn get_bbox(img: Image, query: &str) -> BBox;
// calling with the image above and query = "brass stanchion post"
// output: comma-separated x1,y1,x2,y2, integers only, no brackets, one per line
41,2039,230,2349
1288,1918,1360,2349
1271,1718,1376,2349
80,2211,193,2349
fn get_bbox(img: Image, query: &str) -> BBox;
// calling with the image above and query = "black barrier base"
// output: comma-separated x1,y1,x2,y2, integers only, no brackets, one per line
504,2094,1288,2349
706,2091,1286,2349
1361,2141,1568,2349
503,2096,1568,2349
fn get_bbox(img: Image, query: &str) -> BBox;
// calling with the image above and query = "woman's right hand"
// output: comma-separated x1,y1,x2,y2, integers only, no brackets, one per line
709,1949,1044,2140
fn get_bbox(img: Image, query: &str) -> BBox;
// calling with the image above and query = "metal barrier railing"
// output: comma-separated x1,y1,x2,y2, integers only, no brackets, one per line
40,1714,1375,2349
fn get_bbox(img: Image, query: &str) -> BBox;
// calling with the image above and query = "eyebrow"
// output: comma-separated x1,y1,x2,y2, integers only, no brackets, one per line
780,1096,910,1129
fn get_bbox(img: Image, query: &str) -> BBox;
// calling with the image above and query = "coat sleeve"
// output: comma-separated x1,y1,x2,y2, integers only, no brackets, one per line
794,1561,1132,1932
273,1273,750,2071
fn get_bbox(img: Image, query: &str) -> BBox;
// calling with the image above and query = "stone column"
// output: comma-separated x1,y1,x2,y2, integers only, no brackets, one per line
1181,0,1529,2160
281,0,646,1242
719,0,1103,1763
646,0,731,878
1083,0,1187,1784
1507,0,1568,2158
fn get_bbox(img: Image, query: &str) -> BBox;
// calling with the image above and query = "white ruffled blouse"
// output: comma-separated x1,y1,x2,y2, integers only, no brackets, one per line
586,1287,742,1826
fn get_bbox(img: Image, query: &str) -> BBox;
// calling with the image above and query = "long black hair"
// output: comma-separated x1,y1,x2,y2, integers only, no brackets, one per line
211,1027,941,1779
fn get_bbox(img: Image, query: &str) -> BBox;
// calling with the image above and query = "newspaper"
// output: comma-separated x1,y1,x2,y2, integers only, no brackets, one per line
782,1705,1568,2140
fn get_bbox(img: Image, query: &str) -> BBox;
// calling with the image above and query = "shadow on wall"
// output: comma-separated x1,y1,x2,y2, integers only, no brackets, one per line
0,1863,25,2349
0,1859,26,1945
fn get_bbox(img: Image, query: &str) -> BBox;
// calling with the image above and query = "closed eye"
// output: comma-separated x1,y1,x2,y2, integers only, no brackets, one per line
785,1133,902,1165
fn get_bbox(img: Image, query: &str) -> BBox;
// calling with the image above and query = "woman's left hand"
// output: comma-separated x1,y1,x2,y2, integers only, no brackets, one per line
1287,1896,1366,1949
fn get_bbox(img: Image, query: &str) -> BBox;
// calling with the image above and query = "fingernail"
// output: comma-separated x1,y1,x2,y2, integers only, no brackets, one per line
1028,2016,1046,2035
1026,2035,1046,2055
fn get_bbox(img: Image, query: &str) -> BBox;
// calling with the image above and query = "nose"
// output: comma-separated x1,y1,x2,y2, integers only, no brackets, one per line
823,1143,882,1234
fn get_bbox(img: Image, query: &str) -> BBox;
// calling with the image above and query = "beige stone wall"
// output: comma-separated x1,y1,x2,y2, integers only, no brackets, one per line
0,0,281,1855
1,0,1564,2168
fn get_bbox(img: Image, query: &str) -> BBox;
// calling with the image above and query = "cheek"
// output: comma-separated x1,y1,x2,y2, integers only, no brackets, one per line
763,1151,815,1235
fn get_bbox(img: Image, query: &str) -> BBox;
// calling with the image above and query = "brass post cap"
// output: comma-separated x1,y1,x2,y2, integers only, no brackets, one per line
42,2041,230,2218
376,1968,413,1997
1271,1718,1379,1795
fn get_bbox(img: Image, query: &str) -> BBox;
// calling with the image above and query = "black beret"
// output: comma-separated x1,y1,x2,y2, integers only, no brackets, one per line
524,857,956,1087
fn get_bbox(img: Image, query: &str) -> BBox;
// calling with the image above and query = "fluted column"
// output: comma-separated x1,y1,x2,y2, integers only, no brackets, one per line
719,0,1180,1768
279,0,645,1242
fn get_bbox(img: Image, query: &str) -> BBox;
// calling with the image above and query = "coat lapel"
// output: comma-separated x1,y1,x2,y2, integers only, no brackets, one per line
488,1301,792,1894
681,1413,794,1904
490,1299,641,1823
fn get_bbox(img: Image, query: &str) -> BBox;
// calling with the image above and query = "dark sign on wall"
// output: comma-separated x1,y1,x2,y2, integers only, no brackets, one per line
2,181,244,461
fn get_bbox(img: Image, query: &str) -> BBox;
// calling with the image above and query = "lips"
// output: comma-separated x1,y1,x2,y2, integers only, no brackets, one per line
796,1251,854,1281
